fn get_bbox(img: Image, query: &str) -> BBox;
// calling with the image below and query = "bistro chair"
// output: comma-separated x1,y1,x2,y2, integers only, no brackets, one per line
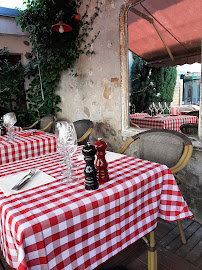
186,110,199,118
180,123,198,136
23,115,54,133
117,129,193,245
130,120,141,129
73,119,93,145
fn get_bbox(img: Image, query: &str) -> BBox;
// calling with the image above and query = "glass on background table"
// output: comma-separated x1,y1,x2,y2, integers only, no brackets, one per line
0,146,193,270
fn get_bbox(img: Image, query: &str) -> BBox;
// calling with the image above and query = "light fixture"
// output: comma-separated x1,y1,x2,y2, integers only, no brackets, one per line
51,21,72,33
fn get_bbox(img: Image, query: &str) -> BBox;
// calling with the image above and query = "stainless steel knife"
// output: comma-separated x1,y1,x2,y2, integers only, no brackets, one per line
11,169,37,190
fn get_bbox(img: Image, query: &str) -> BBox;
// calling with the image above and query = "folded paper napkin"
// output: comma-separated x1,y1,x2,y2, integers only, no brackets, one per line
77,150,125,163
19,131,44,137
0,169,55,196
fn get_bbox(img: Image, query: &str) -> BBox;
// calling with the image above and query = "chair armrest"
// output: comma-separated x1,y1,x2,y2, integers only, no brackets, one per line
77,127,93,143
40,121,54,132
23,120,40,130
117,137,134,154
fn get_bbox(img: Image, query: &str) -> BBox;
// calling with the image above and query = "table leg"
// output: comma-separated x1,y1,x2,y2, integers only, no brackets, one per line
148,231,157,270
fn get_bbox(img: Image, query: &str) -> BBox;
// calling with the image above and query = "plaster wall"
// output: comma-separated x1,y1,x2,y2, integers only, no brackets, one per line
0,16,25,36
57,0,124,151
0,16,31,65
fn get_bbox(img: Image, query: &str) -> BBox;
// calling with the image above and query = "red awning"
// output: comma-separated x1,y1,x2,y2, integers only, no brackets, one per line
128,0,202,67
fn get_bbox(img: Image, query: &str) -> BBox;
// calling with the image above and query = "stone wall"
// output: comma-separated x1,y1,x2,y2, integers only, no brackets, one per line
56,0,124,151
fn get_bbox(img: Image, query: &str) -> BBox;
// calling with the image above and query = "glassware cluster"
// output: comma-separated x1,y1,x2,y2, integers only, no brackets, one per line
148,102,171,115
3,112,17,140
55,121,78,183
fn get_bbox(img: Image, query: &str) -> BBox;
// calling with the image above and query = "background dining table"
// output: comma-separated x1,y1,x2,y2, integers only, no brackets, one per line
0,129,56,165
130,114,198,132
0,146,193,270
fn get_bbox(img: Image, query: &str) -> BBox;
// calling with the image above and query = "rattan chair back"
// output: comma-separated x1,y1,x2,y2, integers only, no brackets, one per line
73,119,93,145
180,123,198,135
118,129,193,174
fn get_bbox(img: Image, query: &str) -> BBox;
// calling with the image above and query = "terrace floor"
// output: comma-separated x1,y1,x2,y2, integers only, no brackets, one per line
0,218,201,270
95,218,202,270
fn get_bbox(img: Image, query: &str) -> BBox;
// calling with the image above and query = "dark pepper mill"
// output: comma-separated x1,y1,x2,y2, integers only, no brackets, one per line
82,142,99,190
0,117,6,136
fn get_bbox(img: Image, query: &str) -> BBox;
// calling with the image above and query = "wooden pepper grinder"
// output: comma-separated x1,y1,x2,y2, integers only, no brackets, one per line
94,138,109,183
0,117,6,136
82,142,99,190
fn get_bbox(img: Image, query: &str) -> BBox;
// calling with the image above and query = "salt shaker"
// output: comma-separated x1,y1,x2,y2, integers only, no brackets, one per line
82,142,99,190
94,138,109,183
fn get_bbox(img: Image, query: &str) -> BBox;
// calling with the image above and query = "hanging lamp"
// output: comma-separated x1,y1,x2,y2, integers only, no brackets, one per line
51,20,72,33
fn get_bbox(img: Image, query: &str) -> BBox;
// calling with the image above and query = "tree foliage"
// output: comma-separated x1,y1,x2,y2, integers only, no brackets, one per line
130,56,177,113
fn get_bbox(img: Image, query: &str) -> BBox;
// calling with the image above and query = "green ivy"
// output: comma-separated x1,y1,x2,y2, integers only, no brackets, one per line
0,47,29,126
16,0,102,124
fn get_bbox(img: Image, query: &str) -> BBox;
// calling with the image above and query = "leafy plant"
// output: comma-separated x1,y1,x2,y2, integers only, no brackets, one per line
16,0,102,124
0,47,29,126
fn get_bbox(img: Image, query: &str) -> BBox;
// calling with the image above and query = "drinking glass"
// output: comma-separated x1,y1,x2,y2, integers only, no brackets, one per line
148,103,153,116
55,121,78,183
3,112,17,140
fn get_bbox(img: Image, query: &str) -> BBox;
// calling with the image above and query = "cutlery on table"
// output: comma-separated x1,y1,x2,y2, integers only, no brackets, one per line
11,169,37,190
25,131,39,136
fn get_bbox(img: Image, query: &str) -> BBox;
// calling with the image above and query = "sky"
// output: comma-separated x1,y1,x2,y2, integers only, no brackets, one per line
177,63,201,73
0,0,26,9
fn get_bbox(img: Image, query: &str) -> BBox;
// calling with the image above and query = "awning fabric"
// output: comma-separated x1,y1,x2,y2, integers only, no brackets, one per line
128,0,202,67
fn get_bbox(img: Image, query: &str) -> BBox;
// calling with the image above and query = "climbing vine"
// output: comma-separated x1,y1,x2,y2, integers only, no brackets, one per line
16,0,102,124
0,48,28,126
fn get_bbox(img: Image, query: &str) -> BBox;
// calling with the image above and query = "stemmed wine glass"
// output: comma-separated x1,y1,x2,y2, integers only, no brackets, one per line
3,112,17,140
158,102,164,114
148,103,153,116
55,121,78,183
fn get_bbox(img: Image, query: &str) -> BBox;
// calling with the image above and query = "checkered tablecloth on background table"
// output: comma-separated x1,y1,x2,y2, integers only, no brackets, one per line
131,115,198,132
130,113,149,119
0,147,193,270
0,129,56,165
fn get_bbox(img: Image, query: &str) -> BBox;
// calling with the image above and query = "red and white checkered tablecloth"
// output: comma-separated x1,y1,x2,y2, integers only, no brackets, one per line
131,115,198,132
8,126,23,132
0,147,193,270
0,129,56,165
130,113,149,119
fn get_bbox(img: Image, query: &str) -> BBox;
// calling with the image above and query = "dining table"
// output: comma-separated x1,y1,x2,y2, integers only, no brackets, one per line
130,114,198,132
0,146,193,270
0,129,56,165
130,113,149,119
